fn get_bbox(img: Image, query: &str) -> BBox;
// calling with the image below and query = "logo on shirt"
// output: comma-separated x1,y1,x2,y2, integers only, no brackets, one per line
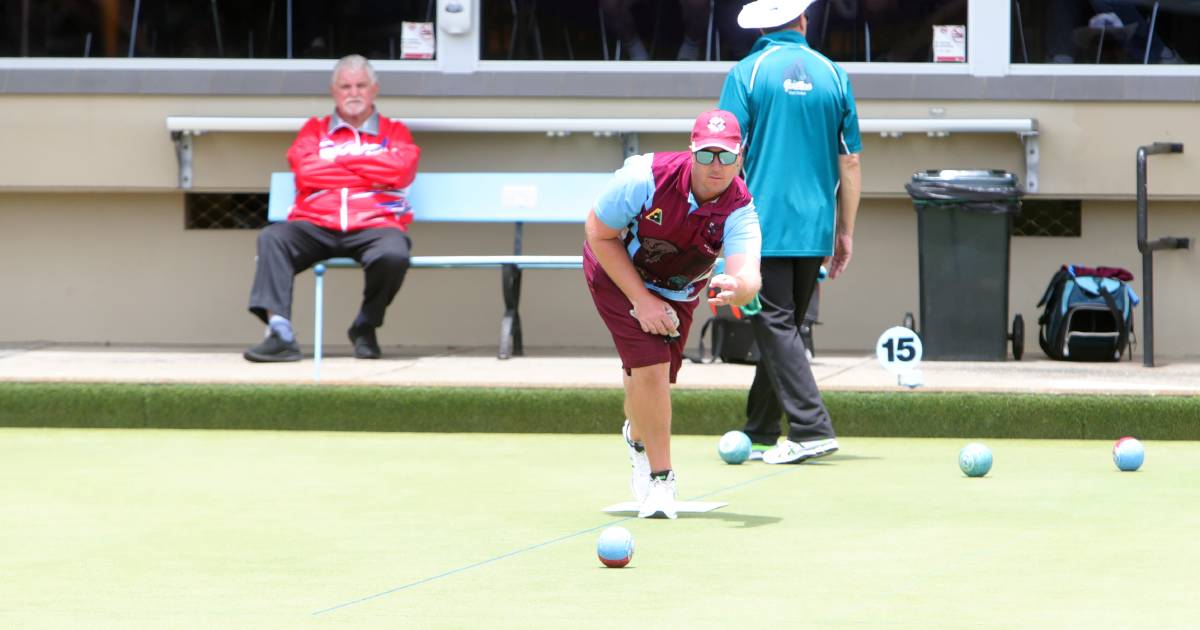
639,238,679,264
782,62,813,95
318,139,389,161
645,207,664,225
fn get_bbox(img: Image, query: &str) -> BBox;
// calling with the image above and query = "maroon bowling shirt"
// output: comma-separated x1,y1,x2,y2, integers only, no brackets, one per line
585,151,756,301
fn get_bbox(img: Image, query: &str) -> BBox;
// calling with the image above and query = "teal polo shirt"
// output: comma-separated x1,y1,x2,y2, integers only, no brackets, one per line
718,30,862,257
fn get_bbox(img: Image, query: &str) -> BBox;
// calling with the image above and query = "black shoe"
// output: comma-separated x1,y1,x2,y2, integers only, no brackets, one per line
243,331,302,363
348,323,381,359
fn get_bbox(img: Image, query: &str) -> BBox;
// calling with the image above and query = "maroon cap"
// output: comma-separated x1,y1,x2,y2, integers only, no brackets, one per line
689,109,742,154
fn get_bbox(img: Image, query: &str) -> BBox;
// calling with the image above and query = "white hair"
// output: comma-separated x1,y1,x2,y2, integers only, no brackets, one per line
331,54,377,86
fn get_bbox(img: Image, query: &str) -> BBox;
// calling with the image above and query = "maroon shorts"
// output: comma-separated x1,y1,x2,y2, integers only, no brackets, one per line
584,248,699,383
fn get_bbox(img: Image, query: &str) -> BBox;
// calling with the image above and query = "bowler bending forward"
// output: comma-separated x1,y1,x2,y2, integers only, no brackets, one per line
584,109,762,519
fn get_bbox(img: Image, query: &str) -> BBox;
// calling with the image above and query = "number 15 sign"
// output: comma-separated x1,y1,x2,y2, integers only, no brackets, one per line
876,326,923,375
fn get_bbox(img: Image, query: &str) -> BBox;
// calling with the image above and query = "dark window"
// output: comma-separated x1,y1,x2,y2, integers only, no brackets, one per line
185,193,269,230
1012,1,1197,64
1,0,436,59
1013,199,1082,237
808,0,967,63
483,0,967,62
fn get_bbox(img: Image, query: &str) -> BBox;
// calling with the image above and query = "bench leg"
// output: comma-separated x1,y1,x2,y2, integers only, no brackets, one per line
313,263,326,381
499,264,524,359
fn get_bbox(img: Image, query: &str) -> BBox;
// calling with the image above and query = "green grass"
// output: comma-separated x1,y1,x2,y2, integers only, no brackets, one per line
2,429,1198,628
1,382,1198,439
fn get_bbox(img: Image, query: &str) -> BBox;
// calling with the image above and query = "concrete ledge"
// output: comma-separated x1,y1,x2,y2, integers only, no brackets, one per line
2,65,1198,102
3,347,1199,396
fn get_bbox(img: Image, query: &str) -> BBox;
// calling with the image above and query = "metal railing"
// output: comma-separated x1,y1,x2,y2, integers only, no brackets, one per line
166,115,1040,191
1135,142,1190,367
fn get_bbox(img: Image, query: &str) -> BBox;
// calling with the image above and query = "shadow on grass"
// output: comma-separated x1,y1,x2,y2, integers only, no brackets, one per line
810,453,881,463
689,511,782,528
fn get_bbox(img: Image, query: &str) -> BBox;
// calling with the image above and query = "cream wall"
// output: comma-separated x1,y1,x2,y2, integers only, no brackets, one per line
0,194,602,349
2,195,1194,357
2,95,1199,197
0,95,1197,357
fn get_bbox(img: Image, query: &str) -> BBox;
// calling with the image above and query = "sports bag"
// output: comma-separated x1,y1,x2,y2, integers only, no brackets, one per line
1036,265,1139,361
687,290,761,364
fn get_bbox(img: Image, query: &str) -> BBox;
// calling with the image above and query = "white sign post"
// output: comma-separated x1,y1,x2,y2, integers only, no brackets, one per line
876,326,924,388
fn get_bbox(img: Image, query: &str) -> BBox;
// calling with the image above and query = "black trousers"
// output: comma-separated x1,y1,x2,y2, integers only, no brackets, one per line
248,221,411,327
742,257,835,444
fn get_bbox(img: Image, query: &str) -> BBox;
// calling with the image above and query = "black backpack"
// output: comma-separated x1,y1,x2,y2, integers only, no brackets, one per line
1036,265,1138,361
687,287,760,364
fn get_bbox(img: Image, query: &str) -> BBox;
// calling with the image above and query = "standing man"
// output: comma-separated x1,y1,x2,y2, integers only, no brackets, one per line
585,110,761,518
244,55,421,362
717,0,862,464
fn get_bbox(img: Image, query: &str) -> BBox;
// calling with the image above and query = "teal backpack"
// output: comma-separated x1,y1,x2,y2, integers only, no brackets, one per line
1037,265,1139,361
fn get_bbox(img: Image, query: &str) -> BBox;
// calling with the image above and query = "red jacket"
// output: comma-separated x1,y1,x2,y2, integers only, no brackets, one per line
285,111,421,232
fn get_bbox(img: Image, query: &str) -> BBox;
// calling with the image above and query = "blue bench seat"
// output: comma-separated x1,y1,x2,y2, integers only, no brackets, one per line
268,171,611,370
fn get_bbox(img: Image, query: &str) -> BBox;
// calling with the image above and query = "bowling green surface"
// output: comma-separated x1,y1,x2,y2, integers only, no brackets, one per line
3,428,1197,628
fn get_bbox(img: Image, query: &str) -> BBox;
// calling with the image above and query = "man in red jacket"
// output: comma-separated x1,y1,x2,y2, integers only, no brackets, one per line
245,55,421,362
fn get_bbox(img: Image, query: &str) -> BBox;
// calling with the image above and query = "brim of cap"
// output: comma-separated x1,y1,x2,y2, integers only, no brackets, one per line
737,1,813,29
690,140,741,154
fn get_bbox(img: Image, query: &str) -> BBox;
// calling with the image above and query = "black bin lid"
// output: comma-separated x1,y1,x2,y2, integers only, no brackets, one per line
910,169,1019,188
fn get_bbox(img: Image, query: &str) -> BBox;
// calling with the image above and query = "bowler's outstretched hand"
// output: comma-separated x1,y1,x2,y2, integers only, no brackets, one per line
707,274,741,306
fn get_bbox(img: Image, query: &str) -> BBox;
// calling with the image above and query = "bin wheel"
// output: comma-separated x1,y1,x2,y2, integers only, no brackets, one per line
902,312,915,331
1011,314,1025,361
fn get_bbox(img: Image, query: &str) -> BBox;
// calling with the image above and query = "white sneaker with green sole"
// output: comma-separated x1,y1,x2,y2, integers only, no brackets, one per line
762,438,839,464
748,443,773,462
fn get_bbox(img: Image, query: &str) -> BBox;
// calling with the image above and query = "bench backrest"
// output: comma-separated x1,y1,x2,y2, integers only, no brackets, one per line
267,171,612,223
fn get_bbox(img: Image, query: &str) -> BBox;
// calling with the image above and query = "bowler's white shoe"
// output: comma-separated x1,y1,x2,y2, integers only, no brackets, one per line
623,419,650,502
638,471,678,519
762,438,840,464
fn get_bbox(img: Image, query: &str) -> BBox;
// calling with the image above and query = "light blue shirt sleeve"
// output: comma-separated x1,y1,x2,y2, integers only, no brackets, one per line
594,153,655,230
722,203,761,257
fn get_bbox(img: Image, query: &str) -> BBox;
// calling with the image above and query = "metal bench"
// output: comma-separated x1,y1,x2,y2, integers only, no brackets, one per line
268,171,609,374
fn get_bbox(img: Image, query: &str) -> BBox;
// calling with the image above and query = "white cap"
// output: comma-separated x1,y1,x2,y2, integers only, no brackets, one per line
737,0,817,29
